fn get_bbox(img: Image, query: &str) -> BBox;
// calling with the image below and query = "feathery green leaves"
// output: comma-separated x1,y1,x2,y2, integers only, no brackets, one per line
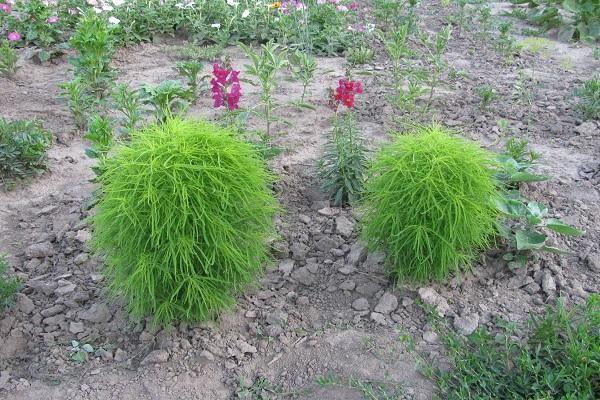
362,124,499,282
92,118,278,325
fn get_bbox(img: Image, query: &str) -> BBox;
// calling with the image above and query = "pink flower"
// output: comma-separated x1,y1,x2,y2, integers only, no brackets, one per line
211,63,242,110
336,5,348,11
331,78,363,109
47,15,59,23
0,3,11,12
7,31,21,41
348,2,358,10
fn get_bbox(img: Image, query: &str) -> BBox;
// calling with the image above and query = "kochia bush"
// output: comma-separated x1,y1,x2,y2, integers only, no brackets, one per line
92,118,278,324
362,125,498,282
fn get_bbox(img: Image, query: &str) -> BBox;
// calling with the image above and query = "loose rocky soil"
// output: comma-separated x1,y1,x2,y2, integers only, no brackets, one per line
1,2,599,399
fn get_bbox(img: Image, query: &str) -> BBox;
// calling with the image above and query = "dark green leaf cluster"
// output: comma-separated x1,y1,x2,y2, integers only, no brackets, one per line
0,118,52,188
437,295,600,399
92,118,278,325
362,124,498,282
318,112,368,207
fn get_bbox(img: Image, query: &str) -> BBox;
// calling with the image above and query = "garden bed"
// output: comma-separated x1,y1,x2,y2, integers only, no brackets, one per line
0,1,599,399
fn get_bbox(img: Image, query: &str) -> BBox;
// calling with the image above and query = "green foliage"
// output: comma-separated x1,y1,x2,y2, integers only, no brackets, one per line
0,41,18,78
496,22,517,61
475,84,499,111
435,295,600,399
175,60,204,100
362,125,498,282
2,0,65,61
240,42,288,136
495,139,583,267
69,10,117,100
373,0,419,32
318,112,368,207
576,78,600,119
92,118,278,325
84,114,114,178
511,0,600,42
347,46,375,66
0,118,52,187
69,340,95,363
179,42,224,62
58,78,92,131
289,50,317,103
112,83,143,134
140,80,193,122
0,255,20,311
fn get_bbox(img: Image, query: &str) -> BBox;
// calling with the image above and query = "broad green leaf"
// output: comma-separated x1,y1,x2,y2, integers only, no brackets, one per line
510,172,549,182
545,218,584,236
516,230,547,250
543,246,567,254
527,201,548,218
82,344,94,353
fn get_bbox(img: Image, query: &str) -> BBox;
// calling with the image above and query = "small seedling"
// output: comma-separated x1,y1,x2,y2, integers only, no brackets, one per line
475,84,498,111
174,60,204,100
0,41,18,78
58,78,93,131
69,340,94,363
112,83,142,134
140,80,193,121
289,50,317,103
576,78,600,120
0,255,20,311
347,46,375,66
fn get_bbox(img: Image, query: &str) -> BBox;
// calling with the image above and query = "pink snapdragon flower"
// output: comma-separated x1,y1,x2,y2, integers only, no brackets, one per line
7,31,21,41
0,3,11,12
211,63,241,110
47,15,59,23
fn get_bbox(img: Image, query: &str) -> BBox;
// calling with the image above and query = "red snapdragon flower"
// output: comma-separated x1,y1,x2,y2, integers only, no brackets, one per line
210,63,241,111
333,78,363,108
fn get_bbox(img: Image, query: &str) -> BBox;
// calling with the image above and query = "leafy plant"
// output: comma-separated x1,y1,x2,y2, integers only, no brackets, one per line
175,60,204,101
289,50,317,103
362,124,499,282
179,42,224,62
576,78,600,120
496,22,517,61
419,24,453,109
495,191,584,267
58,78,92,131
69,340,94,363
0,255,20,311
346,46,375,66
495,139,583,267
511,0,600,42
68,10,117,100
240,42,288,137
91,118,278,325
84,114,114,178
0,118,52,187
475,84,499,111
434,295,600,399
112,83,143,134
140,80,193,122
318,112,368,207
0,40,18,77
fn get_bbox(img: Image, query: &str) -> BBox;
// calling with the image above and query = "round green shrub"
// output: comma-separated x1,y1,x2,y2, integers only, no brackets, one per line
362,125,499,282
92,118,278,324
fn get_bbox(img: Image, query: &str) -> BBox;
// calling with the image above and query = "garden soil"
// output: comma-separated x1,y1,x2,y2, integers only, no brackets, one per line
1,2,599,399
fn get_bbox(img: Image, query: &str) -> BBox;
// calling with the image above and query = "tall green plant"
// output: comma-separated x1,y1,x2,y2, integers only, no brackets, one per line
240,42,288,137
362,125,498,282
92,118,278,325
0,255,20,311
68,10,117,100
318,112,368,207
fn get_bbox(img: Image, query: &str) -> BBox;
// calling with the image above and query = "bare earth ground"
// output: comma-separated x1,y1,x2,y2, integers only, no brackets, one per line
1,2,599,399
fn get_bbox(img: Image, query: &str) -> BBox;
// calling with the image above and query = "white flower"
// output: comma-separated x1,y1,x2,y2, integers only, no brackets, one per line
108,16,120,24
227,0,239,6
102,4,114,11
211,23,221,28
112,0,125,6
93,7,102,13
241,9,250,18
